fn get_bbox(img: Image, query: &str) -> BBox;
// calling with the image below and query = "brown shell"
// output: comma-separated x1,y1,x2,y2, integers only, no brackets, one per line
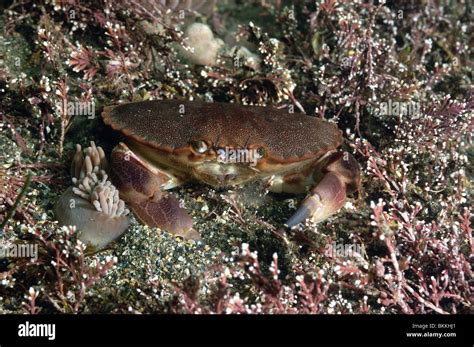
102,100,343,163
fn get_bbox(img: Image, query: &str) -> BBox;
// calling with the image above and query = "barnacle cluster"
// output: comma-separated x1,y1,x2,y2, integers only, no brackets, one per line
55,142,130,251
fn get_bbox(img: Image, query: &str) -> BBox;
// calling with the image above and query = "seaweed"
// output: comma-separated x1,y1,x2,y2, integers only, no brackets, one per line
0,0,471,314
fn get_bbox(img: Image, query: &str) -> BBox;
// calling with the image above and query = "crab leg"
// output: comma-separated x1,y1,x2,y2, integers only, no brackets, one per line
285,151,360,228
109,142,200,240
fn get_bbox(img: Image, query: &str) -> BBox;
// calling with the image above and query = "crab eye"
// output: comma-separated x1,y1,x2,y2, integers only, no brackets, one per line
255,147,266,159
192,140,208,154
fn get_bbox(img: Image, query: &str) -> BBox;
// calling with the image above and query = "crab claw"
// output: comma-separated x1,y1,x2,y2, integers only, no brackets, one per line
285,152,360,229
109,142,200,240
129,195,200,240
285,173,346,228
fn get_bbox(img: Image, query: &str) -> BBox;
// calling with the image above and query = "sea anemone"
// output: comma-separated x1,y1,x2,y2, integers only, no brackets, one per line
71,142,108,179
55,142,130,251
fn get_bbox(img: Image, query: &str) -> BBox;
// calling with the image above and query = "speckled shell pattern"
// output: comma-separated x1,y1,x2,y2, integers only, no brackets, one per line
102,100,343,163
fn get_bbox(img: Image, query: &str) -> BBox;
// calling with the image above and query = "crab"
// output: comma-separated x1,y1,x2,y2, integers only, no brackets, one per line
102,100,360,240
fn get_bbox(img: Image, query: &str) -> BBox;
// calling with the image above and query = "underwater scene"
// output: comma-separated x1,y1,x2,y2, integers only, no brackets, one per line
0,0,472,317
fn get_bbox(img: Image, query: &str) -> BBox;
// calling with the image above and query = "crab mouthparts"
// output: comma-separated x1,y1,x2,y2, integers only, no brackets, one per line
217,174,239,185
